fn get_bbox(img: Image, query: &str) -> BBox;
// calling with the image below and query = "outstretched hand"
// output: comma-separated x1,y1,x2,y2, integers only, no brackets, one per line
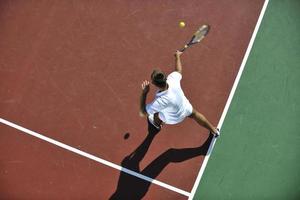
141,80,150,94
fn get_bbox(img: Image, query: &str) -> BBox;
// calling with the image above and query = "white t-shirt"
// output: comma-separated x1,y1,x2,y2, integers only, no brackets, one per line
146,71,193,124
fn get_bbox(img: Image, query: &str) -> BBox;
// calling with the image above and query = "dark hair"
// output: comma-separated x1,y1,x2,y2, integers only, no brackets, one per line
151,69,167,88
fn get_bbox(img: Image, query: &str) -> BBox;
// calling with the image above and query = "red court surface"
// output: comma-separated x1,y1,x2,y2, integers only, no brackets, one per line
0,1,264,199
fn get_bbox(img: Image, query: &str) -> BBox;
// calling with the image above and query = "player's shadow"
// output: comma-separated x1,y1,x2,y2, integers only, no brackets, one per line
109,121,213,200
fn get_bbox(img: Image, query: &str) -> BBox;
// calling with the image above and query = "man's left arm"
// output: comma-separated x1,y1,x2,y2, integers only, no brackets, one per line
139,80,150,117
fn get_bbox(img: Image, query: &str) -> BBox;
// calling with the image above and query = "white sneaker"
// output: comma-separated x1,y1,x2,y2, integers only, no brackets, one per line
213,128,220,138
148,114,161,130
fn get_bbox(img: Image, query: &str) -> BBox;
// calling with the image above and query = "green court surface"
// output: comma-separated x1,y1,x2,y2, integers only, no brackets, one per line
194,0,300,199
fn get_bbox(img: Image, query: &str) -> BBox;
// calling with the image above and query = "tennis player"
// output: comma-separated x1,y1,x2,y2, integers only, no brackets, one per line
139,50,219,137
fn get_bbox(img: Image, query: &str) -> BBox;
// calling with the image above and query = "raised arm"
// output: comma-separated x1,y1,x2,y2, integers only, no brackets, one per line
174,50,183,74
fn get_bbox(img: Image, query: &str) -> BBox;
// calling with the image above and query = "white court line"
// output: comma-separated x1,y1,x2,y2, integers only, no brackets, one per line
188,0,270,199
0,118,190,197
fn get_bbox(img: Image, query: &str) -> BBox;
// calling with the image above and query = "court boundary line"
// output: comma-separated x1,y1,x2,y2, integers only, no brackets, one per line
0,118,190,197
188,0,270,199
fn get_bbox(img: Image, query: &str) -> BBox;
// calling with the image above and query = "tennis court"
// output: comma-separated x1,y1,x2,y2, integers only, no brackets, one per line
1,0,299,199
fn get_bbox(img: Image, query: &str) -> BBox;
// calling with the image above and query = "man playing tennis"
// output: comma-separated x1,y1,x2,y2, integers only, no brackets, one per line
139,50,219,137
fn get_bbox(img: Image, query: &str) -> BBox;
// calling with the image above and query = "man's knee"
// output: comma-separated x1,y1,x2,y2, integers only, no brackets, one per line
188,109,196,118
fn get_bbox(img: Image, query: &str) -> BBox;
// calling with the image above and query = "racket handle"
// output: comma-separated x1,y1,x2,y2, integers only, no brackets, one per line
180,45,188,52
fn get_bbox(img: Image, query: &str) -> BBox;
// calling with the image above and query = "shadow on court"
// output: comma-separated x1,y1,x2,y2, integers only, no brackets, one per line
109,121,213,200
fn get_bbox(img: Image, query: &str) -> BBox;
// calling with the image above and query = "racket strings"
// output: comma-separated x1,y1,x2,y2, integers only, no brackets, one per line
192,25,209,43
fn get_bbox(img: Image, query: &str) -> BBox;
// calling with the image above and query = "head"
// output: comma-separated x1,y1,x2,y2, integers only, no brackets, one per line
151,69,167,89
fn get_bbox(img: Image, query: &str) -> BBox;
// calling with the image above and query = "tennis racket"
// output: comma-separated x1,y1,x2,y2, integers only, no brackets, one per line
180,24,210,52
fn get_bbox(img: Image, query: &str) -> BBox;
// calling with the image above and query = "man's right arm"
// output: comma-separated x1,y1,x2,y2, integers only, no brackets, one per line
175,50,183,74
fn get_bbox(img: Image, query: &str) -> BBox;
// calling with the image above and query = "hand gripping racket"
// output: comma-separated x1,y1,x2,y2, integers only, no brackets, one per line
180,24,210,52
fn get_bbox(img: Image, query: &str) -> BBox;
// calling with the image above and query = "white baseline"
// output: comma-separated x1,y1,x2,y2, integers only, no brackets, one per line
0,118,190,197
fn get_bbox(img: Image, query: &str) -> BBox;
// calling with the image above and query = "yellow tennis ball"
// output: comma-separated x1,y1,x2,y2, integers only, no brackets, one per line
179,21,186,28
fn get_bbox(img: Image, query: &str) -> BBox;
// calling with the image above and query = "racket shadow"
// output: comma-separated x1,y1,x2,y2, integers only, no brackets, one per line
109,121,213,200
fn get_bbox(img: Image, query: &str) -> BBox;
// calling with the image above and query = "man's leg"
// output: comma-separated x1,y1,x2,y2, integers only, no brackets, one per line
189,109,218,135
